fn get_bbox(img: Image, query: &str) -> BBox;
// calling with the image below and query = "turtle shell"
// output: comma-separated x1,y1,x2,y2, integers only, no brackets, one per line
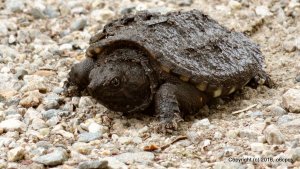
86,10,265,97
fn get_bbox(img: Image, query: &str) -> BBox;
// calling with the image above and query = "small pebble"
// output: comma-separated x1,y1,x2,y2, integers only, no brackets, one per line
213,161,242,169
214,131,223,139
5,114,22,120
0,45,19,60
78,132,102,142
0,111,5,121
282,89,300,113
283,40,297,52
20,75,47,93
55,130,74,139
102,157,127,169
39,128,50,136
255,6,272,17
295,37,300,50
202,139,211,148
42,109,60,120
19,90,42,108
72,142,92,155
249,111,263,118
238,129,258,140
70,18,87,31
228,0,242,10
15,69,28,80
0,119,26,132
187,131,202,144
43,93,60,110
33,148,68,166
36,141,52,149
191,118,211,129
59,43,73,51
7,147,25,162
52,87,64,94
46,116,60,126
91,9,114,21
78,160,108,169
264,124,285,145
257,136,266,143
115,152,154,164
44,5,59,18
71,97,80,106
5,0,24,12
63,102,74,112
296,75,300,82
30,8,46,19
0,24,8,37
118,136,133,145
277,115,293,125
176,0,193,6
0,159,7,169
223,146,235,156
88,122,105,134
132,136,142,144
8,35,16,44
250,142,265,152
226,130,239,139
78,96,94,108
264,105,286,116
292,147,300,162
31,118,47,130
71,7,86,15
281,118,300,127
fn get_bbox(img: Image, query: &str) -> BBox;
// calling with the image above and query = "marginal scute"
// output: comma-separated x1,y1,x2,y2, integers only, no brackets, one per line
213,88,222,97
196,82,208,91
228,86,236,94
94,47,102,54
180,75,189,82
161,66,171,73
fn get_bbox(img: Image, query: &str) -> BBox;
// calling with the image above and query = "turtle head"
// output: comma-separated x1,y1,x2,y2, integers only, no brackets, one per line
87,60,151,113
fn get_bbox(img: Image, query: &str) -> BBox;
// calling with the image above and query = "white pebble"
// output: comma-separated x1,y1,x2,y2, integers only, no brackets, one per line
255,6,272,17
7,147,25,162
0,119,26,132
264,124,285,145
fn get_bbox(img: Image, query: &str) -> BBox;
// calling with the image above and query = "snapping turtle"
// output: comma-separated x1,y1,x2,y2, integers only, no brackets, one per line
67,10,272,132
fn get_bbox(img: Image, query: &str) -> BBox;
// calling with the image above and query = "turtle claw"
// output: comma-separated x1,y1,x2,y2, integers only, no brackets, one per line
159,120,178,134
155,116,183,134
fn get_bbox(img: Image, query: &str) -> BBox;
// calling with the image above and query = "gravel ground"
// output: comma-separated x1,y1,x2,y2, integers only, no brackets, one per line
0,0,300,168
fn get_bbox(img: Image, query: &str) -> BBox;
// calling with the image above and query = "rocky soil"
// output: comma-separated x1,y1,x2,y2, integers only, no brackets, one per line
0,0,300,168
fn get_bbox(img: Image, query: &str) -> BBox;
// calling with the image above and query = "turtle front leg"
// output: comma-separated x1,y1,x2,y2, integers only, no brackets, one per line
155,83,208,133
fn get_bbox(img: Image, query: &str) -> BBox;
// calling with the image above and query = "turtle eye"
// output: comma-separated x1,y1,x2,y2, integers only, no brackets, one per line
110,77,120,87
